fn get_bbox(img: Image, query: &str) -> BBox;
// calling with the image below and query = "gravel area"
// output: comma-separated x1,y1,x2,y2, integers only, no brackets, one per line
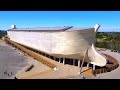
0,40,29,79
16,59,51,79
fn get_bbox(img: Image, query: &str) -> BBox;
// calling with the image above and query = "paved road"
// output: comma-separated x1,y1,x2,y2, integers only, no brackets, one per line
96,50,120,79
0,40,29,79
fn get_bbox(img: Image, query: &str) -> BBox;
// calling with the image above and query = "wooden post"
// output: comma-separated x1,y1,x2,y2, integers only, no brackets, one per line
79,48,88,75
93,64,95,70
73,59,75,66
78,60,81,68
63,58,65,65
87,62,90,68
59,58,61,63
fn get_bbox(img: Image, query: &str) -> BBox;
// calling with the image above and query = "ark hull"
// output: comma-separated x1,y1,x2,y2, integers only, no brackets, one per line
7,25,107,66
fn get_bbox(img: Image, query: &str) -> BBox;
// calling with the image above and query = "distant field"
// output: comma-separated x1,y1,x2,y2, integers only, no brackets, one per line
96,32,120,52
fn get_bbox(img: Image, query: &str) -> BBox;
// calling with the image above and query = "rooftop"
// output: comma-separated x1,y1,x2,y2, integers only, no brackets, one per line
8,25,93,31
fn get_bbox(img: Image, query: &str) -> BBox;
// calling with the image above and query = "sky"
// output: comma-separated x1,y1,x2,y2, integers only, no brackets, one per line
0,11,120,32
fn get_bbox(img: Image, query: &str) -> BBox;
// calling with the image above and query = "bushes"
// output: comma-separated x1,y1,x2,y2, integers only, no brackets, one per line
0,30,7,38
96,32,120,52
